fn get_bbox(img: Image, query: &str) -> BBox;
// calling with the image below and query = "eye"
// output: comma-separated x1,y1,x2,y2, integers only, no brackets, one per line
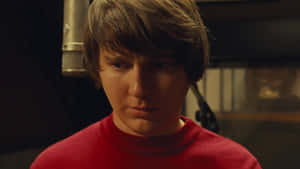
155,62,170,68
111,62,132,70
152,61,176,71
156,58,177,68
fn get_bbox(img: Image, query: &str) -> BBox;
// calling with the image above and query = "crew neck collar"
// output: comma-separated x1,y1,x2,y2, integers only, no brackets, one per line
101,113,200,155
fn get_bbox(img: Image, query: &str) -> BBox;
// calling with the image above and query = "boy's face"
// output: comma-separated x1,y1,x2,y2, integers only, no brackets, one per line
98,48,190,137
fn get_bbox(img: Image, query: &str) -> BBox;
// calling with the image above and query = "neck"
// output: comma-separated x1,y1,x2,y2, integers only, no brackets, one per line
112,113,185,137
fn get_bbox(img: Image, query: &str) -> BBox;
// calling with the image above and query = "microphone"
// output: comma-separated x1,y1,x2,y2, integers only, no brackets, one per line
62,0,89,77
191,83,220,133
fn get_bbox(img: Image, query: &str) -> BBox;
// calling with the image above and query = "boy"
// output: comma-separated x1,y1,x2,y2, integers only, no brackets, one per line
31,0,262,168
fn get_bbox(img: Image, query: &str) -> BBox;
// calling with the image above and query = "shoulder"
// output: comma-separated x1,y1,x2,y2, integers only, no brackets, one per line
184,118,261,169
198,128,261,169
30,119,104,169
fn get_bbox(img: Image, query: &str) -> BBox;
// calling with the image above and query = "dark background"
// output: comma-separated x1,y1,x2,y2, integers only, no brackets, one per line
1,0,111,153
1,0,300,169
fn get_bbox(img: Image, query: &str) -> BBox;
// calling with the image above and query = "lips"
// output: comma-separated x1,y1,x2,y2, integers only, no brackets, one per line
131,107,158,112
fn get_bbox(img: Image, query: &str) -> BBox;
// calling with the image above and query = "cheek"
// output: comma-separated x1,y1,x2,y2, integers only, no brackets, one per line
164,83,188,105
157,74,189,108
99,72,127,110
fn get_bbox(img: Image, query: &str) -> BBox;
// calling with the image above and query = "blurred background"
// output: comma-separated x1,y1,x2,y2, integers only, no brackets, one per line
1,0,300,169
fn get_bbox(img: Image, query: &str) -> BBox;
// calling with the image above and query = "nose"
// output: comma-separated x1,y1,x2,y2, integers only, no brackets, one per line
128,64,152,98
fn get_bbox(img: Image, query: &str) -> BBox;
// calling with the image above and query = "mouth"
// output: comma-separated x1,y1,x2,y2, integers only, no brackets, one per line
131,107,158,112
128,107,160,120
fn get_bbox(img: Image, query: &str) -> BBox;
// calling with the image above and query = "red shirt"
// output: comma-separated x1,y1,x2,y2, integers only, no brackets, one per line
30,113,262,169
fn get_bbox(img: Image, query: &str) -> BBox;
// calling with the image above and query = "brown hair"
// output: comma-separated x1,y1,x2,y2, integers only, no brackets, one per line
83,0,210,88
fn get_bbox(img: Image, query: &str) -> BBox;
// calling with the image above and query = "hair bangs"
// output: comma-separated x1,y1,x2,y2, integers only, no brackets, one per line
88,0,199,61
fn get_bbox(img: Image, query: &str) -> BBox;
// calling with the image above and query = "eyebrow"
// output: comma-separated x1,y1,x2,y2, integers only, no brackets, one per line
103,53,176,64
103,55,126,62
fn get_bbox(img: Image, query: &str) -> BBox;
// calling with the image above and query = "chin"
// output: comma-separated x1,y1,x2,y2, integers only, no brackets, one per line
130,118,161,136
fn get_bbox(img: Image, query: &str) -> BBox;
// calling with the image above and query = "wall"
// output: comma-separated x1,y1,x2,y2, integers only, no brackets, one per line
185,67,300,169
